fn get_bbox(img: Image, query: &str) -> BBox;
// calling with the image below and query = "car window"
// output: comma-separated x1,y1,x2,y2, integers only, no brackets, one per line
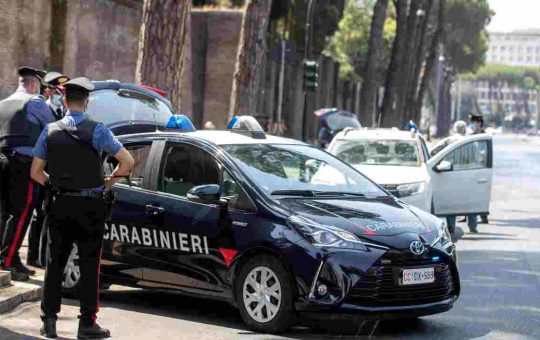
222,170,256,212
333,139,421,167
104,143,151,188
159,144,220,197
442,141,488,170
222,144,386,197
87,89,172,126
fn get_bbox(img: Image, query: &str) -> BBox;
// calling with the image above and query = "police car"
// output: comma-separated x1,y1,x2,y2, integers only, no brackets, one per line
57,116,459,333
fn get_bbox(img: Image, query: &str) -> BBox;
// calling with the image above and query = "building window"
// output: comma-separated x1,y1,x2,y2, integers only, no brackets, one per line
501,46,507,52
528,46,534,53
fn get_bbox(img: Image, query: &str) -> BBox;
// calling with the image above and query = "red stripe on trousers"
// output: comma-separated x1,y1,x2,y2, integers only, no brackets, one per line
5,181,34,267
92,247,103,325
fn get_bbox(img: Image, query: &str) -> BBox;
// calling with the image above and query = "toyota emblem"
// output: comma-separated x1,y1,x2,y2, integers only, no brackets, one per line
409,241,425,255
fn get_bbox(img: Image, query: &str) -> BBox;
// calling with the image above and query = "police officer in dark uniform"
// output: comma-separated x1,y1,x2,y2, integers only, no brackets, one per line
31,77,134,339
44,72,70,119
26,72,70,268
0,67,56,281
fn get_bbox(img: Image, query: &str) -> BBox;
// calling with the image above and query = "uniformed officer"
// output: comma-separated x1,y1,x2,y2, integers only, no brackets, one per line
0,66,56,281
31,77,134,339
26,71,71,268
43,72,70,119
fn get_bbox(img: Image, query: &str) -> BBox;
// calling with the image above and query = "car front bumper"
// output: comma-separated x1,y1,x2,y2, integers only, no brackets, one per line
289,246,460,319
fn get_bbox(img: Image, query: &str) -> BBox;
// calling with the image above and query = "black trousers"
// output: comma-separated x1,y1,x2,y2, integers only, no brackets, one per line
41,195,105,325
0,154,38,268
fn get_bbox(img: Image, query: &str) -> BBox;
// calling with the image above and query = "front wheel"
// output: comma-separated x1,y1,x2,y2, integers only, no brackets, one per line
235,255,295,333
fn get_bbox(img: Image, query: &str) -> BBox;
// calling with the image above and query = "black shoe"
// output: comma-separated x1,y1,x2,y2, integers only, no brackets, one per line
0,266,29,281
12,256,36,276
480,216,489,224
40,316,57,338
77,323,111,339
469,228,479,233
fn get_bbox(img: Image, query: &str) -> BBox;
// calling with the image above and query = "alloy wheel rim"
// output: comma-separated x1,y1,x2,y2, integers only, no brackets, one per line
243,266,282,323
62,244,80,289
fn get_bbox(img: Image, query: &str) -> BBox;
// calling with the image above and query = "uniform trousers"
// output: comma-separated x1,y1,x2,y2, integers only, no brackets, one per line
27,187,46,266
41,195,105,325
0,153,38,268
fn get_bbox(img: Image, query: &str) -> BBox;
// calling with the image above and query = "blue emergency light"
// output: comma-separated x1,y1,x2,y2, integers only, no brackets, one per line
166,114,196,132
226,115,266,139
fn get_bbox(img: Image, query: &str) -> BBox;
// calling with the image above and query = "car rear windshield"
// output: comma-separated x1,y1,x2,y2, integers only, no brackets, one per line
333,139,421,167
86,89,173,126
222,144,385,197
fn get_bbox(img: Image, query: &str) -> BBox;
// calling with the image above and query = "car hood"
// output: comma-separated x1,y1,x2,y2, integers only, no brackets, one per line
280,196,441,249
352,165,426,185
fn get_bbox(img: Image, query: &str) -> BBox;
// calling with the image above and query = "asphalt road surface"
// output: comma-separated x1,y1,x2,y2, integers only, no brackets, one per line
1,135,539,339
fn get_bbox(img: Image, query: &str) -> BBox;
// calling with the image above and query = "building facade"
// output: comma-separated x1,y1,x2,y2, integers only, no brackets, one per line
486,30,540,67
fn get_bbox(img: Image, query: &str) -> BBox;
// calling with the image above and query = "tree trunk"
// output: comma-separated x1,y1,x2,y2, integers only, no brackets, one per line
413,0,445,123
135,0,191,112
359,0,389,127
381,0,409,127
49,0,68,71
229,0,273,119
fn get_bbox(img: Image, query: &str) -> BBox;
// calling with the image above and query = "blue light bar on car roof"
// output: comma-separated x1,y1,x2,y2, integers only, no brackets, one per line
166,114,196,132
226,115,266,139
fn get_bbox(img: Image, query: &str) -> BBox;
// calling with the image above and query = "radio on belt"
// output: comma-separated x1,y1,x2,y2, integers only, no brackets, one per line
227,115,266,139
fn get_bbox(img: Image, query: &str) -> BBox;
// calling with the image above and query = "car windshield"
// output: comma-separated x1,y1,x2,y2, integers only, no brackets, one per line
86,89,173,126
222,144,386,197
333,139,421,167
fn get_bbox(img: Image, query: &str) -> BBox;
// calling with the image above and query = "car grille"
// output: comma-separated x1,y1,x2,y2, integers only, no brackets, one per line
345,254,455,307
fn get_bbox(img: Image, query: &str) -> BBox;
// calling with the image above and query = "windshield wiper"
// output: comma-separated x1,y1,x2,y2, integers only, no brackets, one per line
271,190,316,196
271,190,367,197
312,191,365,197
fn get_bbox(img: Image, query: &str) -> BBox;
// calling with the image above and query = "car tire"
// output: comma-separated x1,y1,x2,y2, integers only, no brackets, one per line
235,255,295,334
62,243,81,297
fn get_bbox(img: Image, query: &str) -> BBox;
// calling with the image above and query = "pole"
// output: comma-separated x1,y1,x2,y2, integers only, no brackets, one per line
301,0,316,142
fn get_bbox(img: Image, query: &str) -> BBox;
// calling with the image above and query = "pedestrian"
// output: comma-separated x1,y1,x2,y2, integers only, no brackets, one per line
31,77,134,339
26,72,71,268
0,66,56,281
468,113,489,224
44,72,70,119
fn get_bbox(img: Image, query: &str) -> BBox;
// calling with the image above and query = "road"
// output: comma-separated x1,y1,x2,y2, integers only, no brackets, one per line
1,135,539,339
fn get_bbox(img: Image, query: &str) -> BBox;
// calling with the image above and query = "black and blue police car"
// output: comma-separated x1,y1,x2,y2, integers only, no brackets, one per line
58,115,459,333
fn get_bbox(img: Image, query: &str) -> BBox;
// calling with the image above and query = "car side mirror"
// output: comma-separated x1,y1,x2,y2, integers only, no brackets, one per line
187,184,224,205
434,160,453,172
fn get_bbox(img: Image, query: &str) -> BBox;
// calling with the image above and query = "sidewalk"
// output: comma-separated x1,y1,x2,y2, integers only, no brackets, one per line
0,242,45,314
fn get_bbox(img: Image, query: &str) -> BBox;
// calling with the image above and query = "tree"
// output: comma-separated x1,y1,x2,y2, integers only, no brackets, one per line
135,0,191,112
229,0,273,118
359,0,389,126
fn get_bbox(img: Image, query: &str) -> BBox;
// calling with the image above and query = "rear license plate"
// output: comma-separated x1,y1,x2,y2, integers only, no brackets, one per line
401,267,435,285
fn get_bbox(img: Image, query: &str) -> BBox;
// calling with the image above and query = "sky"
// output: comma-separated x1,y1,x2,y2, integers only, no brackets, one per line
488,0,540,32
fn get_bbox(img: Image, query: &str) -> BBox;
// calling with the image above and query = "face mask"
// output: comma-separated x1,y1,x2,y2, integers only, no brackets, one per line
51,94,64,107
468,124,476,131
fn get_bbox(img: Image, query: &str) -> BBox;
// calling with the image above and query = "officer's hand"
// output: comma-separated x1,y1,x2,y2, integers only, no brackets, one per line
104,177,113,189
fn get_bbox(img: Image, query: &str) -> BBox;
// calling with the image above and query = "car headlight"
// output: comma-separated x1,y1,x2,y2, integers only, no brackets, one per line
433,219,452,247
397,182,425,197
288,215,368,251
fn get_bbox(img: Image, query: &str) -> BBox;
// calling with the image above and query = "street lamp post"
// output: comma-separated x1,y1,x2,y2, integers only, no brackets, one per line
301,0,317,142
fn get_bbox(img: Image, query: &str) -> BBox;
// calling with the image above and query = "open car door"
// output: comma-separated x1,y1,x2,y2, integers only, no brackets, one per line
427,134,493,216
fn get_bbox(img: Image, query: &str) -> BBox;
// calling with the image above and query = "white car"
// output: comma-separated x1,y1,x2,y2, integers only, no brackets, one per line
327,128,493,217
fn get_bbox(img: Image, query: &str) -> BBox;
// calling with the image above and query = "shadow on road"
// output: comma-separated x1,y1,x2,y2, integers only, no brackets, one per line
491,218,540,228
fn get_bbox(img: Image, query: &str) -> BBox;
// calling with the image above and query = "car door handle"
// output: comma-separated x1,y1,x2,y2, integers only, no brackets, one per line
477,178,489,184
145,204,165,216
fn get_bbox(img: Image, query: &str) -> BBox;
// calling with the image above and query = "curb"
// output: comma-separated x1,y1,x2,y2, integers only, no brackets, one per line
0,280,43,314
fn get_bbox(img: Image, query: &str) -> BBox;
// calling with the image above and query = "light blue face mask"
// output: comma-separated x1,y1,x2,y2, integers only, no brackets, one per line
51,94,63,107
468,123,476,131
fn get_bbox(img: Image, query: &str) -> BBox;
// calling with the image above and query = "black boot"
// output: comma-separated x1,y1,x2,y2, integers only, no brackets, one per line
77,321,111,339
12,255,36,276
0,266,29,281
40,316,57,338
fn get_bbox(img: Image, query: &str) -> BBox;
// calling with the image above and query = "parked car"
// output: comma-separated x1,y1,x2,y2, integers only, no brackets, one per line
45,116,459,333
327,128,493,217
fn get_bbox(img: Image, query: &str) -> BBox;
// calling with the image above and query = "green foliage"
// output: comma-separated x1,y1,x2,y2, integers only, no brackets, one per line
443,0,492,74
471,63,540,89
326,0,395,82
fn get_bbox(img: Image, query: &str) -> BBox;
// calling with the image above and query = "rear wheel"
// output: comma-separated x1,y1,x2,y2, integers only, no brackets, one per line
235,255,295,333
62,243,81,295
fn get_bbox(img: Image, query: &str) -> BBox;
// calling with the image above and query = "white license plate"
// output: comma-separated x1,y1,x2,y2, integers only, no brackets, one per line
401,267,435,285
